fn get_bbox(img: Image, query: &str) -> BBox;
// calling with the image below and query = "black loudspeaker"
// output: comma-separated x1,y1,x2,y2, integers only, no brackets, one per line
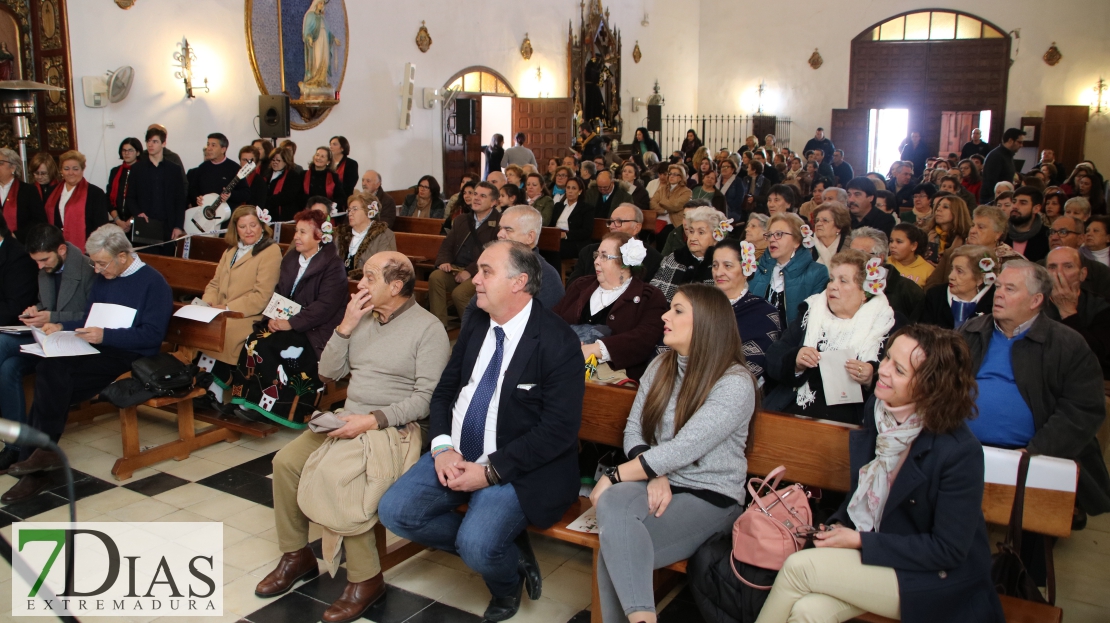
259,94,290,139
647,105,662,132
456,99,477,136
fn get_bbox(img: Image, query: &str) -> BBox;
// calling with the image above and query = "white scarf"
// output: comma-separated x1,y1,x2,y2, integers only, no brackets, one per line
589,277,632,315
847,399,923,531
813,235,840,267
795,291,895,409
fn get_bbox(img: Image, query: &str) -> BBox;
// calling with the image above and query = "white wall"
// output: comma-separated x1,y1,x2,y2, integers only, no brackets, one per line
65,1,1107,187
67,0,700,190
696,0,1110,171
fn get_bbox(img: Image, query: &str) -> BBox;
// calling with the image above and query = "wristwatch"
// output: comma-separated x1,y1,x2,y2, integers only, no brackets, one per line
601,466,621,485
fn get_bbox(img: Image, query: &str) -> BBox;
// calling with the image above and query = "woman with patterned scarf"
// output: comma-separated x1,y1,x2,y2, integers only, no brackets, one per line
335,192,396,280
757,324,1004,623
765,249,902,425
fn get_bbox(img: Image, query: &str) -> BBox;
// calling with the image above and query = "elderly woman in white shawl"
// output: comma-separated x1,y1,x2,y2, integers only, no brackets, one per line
764,249,904,425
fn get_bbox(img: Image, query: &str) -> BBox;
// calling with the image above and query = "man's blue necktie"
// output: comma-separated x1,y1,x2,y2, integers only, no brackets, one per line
459,327,505,462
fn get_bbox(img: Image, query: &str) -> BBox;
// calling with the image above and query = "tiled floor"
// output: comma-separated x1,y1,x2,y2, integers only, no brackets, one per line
1,408,1109,623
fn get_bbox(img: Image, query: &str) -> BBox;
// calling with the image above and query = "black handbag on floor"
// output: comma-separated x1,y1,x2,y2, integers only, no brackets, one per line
132,353,198,395
990,451,1055,604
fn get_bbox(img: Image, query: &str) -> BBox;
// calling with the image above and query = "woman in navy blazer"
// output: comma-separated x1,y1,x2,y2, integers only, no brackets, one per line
757,324,1004,623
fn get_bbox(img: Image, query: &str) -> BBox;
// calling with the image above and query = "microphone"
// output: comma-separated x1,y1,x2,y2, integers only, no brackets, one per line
0,420,53,448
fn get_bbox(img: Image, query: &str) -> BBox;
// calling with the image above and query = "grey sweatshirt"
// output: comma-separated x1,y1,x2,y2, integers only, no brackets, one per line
623,354,756,504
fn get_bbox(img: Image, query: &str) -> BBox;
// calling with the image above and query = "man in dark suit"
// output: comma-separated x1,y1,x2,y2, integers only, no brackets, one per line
568,203,661,286
380,240,585,622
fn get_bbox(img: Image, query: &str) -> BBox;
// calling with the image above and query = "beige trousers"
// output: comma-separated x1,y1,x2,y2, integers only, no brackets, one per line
755,548,901,623
272,430,380,582
427,266,477,327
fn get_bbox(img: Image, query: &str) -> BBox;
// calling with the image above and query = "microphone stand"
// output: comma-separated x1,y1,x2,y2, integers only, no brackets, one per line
43,440,76,523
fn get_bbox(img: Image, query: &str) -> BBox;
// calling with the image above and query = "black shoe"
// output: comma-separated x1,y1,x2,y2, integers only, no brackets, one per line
0,446,20,475
234,407,267,424
515,531,542,600
483,578,523,622
1073,507,1088,531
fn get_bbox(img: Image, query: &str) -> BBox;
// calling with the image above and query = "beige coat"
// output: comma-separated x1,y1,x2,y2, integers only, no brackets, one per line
202,240,283,364
651,182,692,228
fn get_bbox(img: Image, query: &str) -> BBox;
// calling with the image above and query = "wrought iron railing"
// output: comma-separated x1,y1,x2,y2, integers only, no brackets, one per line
658,115,792,158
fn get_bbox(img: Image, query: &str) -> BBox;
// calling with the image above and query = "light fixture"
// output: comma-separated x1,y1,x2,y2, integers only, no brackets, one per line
1092,77,1107,116
647,80,664,106
173,37,208,99
0,80,65,174
756,79,767,114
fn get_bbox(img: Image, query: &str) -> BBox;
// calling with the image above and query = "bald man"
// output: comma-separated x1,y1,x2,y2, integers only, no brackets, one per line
1044,246,1110,379
1042,215,1110,302
487,171,507,190
360,169,397,228
256,251,451,622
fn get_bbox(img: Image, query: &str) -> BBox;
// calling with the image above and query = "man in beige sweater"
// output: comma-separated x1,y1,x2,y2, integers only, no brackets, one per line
255,252,450,623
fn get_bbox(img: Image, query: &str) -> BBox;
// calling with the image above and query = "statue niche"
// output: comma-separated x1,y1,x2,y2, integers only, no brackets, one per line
568,0,621,137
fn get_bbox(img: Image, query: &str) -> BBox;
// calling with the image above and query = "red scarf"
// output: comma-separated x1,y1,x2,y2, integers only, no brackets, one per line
45,179,90,251
247,169,258,187
335,158,347,183
303,168,335,199
2,177,20,232
271,169,288,195
108,163,131,209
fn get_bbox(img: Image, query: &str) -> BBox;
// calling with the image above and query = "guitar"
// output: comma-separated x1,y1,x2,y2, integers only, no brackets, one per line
183,161,257,234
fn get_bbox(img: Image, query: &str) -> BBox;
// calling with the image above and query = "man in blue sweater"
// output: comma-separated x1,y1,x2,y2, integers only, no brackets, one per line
3,224,172,502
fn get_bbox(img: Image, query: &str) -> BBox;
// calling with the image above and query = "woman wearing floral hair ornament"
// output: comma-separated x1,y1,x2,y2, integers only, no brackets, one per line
651,206,727,302
765,249,903,425
747,213,829,326
553,232,669,381
335,192,396,279
711,237,783,382
920,245,998,330
189,205,283,412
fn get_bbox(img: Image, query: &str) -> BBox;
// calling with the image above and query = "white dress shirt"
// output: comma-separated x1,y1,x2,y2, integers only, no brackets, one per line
0,178,13,205
432,299,533,464
556,202,577,231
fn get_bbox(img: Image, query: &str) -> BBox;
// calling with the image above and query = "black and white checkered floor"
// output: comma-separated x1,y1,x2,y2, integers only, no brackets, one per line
0,410,714,623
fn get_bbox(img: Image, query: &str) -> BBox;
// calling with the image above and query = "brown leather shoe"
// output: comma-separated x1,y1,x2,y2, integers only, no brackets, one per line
322,574,387,623
1,473,53,503
8,449,62,477
254,546,319,597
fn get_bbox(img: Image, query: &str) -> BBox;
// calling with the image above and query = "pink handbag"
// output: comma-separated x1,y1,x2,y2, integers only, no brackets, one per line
730,465,814,589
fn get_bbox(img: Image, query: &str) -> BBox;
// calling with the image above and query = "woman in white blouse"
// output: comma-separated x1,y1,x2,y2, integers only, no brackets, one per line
550,176,594,259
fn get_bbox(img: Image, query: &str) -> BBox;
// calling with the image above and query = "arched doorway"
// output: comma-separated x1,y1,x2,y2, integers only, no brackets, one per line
441,67,516,196
831,10,1011,174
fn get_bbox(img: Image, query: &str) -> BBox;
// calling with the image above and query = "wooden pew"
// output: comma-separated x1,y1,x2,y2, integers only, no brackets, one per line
139,253,217,297
393,216,445,236
538,227,562,254
395,231,445,268
386,189,410,206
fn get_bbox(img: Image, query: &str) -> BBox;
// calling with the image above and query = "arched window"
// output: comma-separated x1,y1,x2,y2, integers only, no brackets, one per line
445,69,515,95
857,10,1004,42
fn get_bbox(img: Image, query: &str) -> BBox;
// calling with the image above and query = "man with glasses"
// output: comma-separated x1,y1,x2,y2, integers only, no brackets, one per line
1041,215,1110,302
2,224,172,502
428,181,502,327
567,203,661,287
582,170,631,218
0,146,45,241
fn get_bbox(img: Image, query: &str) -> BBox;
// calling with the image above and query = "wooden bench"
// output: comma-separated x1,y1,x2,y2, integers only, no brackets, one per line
393,216,445,236
395,231,446,270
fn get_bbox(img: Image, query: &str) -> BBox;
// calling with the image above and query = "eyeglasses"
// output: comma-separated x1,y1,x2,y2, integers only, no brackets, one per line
813,217,833,225
605,218,639,228
668,172,683,177
1047,228,1082,237
32,170,50,178
763,231,796,241
592,251,620,261
418,184,431,190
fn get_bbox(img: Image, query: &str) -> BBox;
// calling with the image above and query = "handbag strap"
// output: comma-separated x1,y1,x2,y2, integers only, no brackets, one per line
747,466,787,509
729,554,773,591
1006,451,1032,553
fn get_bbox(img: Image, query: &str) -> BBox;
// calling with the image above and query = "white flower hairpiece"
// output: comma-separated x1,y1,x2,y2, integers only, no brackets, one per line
982,272,997,286
255,207,272,225
800,224,816,249
620,238,647,267
979,255,997,286
740,240,758,277
321,220,334,244
713,218,735,242
367,201,380,220
863,256,887,296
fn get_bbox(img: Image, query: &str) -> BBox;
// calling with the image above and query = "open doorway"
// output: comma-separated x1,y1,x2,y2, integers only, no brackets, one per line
442,68,516,194
480,96,514,178
939,110,992,157
867,108,909,176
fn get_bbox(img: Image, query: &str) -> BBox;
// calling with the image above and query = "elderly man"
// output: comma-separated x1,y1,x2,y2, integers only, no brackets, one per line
359,169,397,228
487,171,507,191
885,162,916,209
846,227,923,321
1043,215,1110,301
583,169,632,218
428,181,501,327
460,205,565,327
0,224,96,471
568,203,662,286
380,240,584,622
255,252,450,622
3,224,172,502
822,186,847,208
960,261,1110,520
1044,247,1110,379
847,177,896,237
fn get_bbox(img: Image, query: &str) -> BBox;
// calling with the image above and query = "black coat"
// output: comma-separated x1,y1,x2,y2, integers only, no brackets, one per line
430,300,585,528
551,198,595,259
1002,224,1050,263
827,396,1005,623
0,235,39,325
130,156,187,232
920,285,994,329
333,156,359,198
3,177,46,241
265,169,306,222
960,313,1110,514
50,183,112,242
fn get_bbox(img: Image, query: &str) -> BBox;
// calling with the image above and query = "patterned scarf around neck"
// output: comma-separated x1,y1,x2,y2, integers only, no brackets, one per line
846,399,923,532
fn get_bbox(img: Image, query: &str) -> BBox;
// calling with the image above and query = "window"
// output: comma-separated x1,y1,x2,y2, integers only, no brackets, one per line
446,71,513,95
860,11,1003,42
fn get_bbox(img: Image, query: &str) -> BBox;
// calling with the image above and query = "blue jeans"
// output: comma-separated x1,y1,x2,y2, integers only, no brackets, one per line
379,453,529,598
0,333,36,427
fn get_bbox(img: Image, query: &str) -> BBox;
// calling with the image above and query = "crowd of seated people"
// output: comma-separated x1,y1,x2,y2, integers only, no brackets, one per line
0,122,1107,623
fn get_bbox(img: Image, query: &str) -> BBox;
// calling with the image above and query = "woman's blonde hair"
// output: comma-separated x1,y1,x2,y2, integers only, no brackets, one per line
224,205,273,246
935,194,972,240
767,212,806,244
58,150,86,170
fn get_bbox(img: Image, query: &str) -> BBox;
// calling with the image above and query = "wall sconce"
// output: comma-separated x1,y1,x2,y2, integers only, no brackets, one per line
173,37,208,99
1092,77,1107,116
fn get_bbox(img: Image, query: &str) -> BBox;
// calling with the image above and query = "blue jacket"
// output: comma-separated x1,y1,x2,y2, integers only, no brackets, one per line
746,249,828,325
829,396,1005,623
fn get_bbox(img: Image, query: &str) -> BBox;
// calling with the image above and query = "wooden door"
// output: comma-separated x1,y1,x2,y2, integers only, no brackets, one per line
940,112,979,156
830,109,870,179
512,98,573,165
1041,105,1089,171
442,96,483,195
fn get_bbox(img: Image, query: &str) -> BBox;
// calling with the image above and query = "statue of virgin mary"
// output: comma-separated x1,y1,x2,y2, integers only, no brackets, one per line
301,0,339,94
